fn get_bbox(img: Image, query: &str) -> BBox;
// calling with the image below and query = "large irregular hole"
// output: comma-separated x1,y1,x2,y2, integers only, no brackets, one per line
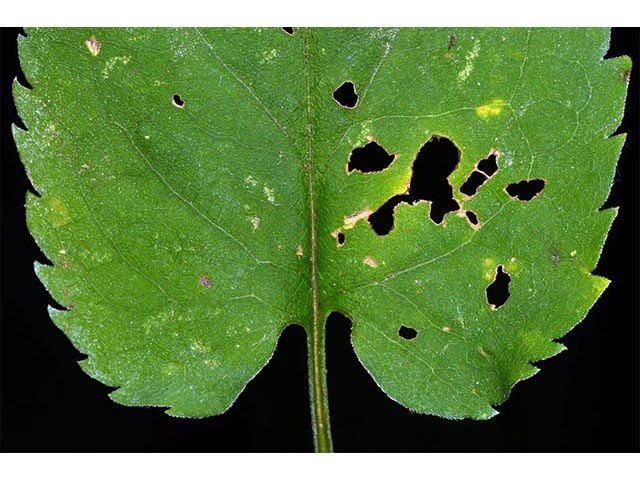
368,195,407,235
348,141,396,173
409,136,461,223
333,81,358,108
282,27,294,35
505,179,546,201
460,152,499,197
398,325,418,340
368,135,460,234
486,265,511,309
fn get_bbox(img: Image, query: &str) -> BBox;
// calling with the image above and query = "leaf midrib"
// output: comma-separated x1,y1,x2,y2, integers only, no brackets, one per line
302,28,332,453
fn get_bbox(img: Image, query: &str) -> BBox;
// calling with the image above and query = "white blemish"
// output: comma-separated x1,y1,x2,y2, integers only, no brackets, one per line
501,150,514,168
42,123,59,145
359,120,373,143
244,175,258,188
263,185,275,203
369,28,399,43
260,48,278,64
248,216,260,230
570,250,577,257
204,358,220,368
102,56,131,79
190,339,209,354
89,251,112,263
296,245,304,257
457,39,480,83
144,135,150,140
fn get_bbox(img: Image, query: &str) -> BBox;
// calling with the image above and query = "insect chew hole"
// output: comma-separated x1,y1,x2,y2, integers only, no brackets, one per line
505,179,545,201
333,81,358,108
348,141,396,173
486,265,510,309
398,325,418,340
172,94,185,108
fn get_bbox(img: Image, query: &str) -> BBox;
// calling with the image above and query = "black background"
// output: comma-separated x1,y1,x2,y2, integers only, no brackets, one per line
1,27,638,453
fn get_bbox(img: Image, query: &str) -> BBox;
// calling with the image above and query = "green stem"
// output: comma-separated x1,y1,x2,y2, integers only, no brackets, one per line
307,318,333,452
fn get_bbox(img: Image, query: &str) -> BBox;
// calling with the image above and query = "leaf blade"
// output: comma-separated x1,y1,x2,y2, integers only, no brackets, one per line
15,27,630,424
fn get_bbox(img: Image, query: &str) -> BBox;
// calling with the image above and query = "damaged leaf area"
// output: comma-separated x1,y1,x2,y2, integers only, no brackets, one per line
14,28,630,449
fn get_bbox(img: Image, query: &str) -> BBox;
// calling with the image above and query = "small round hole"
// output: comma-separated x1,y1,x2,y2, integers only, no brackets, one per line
465,210,479,225
337,232,345,246
333,81,358,108
398,325,418,340
172,94,185,108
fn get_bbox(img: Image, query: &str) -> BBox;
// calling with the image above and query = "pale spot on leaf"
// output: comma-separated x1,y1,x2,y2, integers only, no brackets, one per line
363,256,378,268
244,175,258,188
248,216,260,230
47,197,71,227
85,35,101,56
344,208,372,229
263,185,275,203
457,39,480,82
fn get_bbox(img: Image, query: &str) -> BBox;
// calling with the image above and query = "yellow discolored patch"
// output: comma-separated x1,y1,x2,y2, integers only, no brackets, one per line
476,99,505,119
85,35,101,56
48,197,71,227
296,245,304,257
483,258,496,279
161,362,180,376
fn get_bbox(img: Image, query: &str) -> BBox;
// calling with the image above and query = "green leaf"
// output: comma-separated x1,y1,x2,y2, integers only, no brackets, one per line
14,28,630,451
